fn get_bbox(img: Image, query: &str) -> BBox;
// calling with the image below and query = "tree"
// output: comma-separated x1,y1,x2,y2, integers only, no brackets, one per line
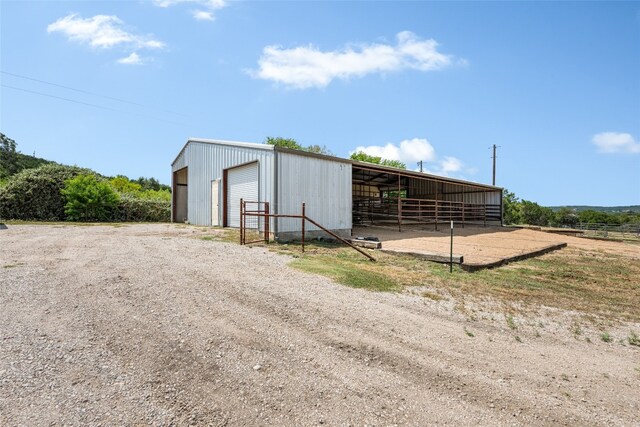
110,175,142,195
61,174,120,221
135,177,169,192
502,189,521,225
0,132,18,178
553,207,578,228
519,200,554,226
349,151,406,169
265,137,303,150
265,136,335,156
306,144,334,156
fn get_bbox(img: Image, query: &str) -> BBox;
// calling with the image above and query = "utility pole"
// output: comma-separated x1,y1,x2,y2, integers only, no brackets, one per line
491,144,497,186
417,160,423,173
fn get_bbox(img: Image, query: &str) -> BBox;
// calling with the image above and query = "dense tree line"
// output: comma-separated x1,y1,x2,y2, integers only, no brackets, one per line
503,190,640,227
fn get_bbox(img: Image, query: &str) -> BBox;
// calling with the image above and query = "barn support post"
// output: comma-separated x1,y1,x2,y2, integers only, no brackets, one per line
397,174,402,232
483,191,487,227
462,201,465,229
435,184,439,231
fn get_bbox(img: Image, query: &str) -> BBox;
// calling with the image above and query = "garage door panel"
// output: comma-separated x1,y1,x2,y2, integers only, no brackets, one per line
227,163,258,228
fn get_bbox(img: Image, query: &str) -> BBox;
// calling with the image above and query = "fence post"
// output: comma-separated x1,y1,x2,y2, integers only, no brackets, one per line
450,220,454,273
240,198,244,245
264,202,270,243
301,202,306,253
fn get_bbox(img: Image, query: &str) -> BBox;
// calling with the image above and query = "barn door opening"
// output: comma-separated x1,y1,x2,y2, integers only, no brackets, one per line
224,161,258,228
173,167,188,223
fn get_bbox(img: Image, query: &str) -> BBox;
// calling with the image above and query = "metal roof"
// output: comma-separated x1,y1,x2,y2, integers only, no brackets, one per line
171,138,274,166
172,138,502,191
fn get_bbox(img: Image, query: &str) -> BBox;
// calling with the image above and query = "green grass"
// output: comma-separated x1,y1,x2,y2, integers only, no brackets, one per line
3,263,24,268
629,331,640,347
267,240,640,322
5,220,130,227
290,255,399,292
601,332,613,343
505,314,517,330
422,290,446,301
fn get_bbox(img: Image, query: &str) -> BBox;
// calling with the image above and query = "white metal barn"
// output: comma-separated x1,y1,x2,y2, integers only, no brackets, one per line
171,138,503,239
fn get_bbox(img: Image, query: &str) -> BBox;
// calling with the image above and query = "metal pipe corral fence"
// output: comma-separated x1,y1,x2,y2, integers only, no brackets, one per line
240,200,376,261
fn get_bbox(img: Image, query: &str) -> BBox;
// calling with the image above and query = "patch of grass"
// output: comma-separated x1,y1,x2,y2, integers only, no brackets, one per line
628,331,640,347
464,327,475,337
290,255,399,292
422,290,445,301
3,263,24,268
199,236,215,241
254,235,640,322
5,220,129,227
600,332,613,343
570,322,583,337
505,314,517,330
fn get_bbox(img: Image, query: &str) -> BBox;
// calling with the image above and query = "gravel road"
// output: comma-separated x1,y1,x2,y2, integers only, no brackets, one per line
1,224,638,426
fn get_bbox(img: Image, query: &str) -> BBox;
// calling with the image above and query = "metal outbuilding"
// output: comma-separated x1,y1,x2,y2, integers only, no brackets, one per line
171,138,503,239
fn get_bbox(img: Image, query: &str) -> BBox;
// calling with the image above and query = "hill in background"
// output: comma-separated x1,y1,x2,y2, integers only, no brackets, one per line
549,205,640,213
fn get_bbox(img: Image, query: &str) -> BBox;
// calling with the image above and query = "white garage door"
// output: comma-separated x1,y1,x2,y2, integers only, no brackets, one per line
226,162,258,228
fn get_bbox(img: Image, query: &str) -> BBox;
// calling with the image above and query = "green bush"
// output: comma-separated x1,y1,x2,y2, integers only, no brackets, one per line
0,164,91,220
61,174,120,221
115,194,170,222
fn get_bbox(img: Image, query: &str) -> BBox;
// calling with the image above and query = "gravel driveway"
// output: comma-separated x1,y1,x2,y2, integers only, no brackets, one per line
1,224,638,426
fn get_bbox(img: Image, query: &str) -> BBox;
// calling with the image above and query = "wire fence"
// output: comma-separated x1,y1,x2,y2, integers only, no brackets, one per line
571,222,640,240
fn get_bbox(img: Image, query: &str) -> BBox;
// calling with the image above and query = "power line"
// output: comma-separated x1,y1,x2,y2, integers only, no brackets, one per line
1,84,189,127
0,70,188,117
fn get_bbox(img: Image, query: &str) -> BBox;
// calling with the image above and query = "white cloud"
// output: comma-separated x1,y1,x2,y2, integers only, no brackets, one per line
351,138,472,178
352,138,436,164
153,0,226,20
592,132,640,154
192,10,215,21
153,0,225,7
47,14,165,50
250,31,460,89
439,156,463,174
117,52,143,65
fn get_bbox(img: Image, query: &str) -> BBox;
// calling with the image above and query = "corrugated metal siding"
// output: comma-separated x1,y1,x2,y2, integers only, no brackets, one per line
227,163,259,228
172,147,188,171
407,179,501,205
173,141,274,226
277,152,351,233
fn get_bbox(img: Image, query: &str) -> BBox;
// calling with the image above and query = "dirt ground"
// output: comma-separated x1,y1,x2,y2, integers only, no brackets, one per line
1,224,639,426
354,225,640,264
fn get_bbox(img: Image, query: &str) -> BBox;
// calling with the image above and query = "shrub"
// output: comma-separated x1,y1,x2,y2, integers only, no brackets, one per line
109,175,142,195
137,188,171,201
0,164,91,220
115,194,170,222
61,174,120,221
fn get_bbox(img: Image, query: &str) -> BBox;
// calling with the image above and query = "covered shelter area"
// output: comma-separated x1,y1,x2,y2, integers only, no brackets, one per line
351,162,502,231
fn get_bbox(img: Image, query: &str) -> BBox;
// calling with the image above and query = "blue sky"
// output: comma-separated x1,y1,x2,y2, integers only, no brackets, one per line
1,1,638,206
